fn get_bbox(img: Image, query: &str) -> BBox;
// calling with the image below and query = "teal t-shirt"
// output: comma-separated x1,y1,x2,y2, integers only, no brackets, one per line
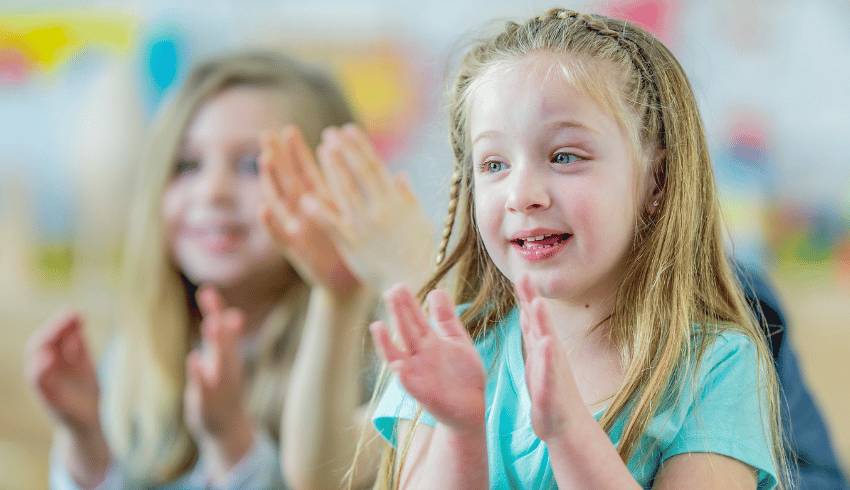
373,307,778,489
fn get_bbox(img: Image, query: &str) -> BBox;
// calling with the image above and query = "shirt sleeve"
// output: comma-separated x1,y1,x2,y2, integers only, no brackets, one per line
372,375,437,447
49,442,124,490
663,333,779,490
187,429,285,490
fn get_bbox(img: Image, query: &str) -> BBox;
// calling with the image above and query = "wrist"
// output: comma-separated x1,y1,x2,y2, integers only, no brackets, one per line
311,282,374,312
200,413,255,478
542,409,599,457
61,427,111,488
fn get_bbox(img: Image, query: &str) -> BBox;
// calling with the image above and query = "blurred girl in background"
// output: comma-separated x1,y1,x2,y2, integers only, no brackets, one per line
27,51,432,489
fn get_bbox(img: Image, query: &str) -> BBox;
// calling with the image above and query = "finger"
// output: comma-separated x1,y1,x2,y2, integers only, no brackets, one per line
196,285,224,320
317,131,363,214
259,149,298,223
392,172,418,205
341,123,391,190
27,348,57,389
299,194,355,245
519,301,535,344
515,273,535,307
392,283,431,339
60,329,83,364
260,205,294,250
383,284,427,354
369,321,404,364
426,289,468,340
337,125,390,198
218,308,244,359
528,338,553,403
259,131,295,206
531,297,555,340
28,309,80,357
287,125,326,197
341,123,382,164
186,351,205,385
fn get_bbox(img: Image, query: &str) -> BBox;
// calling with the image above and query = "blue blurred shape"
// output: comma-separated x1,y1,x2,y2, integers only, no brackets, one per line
141,25,185,108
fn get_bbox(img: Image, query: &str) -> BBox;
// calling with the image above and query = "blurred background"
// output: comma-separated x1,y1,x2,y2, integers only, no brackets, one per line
1,0,848,487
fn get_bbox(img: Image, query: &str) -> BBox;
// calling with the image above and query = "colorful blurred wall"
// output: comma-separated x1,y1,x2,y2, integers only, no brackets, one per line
2,1,848,488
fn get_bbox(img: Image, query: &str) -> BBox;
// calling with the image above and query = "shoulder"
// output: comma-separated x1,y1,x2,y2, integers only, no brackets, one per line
691,329,761,378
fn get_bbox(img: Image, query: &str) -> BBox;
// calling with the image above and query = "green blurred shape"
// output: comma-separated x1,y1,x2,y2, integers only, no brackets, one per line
33,242,73,287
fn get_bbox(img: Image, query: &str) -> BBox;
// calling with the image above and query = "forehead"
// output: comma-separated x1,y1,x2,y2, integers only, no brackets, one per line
467,52,623,140
184,86,292,146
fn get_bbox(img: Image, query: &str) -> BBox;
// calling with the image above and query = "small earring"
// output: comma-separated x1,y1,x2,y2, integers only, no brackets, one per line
653,200,658,207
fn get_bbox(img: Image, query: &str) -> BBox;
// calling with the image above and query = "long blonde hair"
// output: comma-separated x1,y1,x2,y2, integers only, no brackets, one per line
375,9,789,489
100,51,354,483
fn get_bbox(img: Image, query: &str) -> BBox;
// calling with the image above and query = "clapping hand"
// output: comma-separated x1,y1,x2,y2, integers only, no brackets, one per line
516,274,583,442
184,286,254,476
370,285,485,432
258,125,360,298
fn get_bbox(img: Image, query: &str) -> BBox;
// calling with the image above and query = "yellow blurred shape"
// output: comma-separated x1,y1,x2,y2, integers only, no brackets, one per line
0,12,137,73
340,52,414,133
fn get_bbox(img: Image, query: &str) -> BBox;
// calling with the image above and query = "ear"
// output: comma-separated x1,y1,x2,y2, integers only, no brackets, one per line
643,148,666,215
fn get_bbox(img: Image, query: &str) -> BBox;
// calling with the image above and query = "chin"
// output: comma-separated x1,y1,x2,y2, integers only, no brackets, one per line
522,270,581,300
180,265,245,289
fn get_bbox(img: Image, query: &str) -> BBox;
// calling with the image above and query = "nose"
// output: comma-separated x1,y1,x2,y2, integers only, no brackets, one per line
504,162,551,214
196,157,236,206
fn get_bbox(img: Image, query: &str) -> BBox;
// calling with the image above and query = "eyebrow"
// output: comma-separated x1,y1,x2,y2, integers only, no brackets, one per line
471,120,599,146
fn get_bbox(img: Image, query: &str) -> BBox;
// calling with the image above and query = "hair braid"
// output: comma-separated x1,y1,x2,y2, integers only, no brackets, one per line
436,165,463,265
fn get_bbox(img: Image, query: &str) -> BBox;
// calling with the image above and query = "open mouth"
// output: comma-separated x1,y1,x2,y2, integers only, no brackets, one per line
512,233,572,249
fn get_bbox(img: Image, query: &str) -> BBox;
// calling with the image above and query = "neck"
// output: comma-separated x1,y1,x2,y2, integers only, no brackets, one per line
216,264,299,338
541,294,615,352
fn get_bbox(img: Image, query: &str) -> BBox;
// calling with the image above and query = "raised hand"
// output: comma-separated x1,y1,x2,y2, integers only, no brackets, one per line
258,125,360,298
26,310,111,485
302,124,434,294
369,285,485,432
516,274,583,442
26,309,101,437
183,286,254,473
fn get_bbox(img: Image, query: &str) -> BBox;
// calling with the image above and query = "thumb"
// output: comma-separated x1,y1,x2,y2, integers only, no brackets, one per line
392,172,417,204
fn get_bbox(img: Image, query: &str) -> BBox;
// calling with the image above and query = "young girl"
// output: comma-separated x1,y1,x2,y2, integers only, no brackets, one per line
368,9,788,490
26,51,430,489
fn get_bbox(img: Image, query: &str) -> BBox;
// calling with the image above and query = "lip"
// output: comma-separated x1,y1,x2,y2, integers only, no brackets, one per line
184,222,248,254
509,228,569,242
509,228,572,262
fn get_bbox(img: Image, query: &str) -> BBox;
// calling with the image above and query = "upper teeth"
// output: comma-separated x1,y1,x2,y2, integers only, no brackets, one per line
525,234,553,242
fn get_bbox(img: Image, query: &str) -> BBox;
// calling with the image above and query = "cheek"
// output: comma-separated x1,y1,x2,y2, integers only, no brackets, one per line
238,181,264,221
473,189,499,241
161,185,184,241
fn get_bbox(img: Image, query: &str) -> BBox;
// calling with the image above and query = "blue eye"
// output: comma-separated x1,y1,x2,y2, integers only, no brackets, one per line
553,152,580,165
238,154,260,175
486,160,506,173
174,158,199,175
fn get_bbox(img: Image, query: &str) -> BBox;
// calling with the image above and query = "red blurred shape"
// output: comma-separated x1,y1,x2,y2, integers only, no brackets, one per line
603,0,678,44
0,48,33,84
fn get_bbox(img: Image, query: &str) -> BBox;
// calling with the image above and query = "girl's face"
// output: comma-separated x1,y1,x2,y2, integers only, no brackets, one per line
469,52,653,304
163,86,293,290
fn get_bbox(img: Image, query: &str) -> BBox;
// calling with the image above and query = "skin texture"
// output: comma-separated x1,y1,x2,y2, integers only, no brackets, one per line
25,310,109,487
162,87,300,331
370,52,760,490
28,87,337,488
259,123,432,490
183,286,256,484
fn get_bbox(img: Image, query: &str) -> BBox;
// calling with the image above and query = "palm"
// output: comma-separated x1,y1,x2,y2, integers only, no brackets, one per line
258,126,359,296
524,334,572,441
516,275,581,442
27,311,100,434
184,287,248,439
371,286,485,432
304,124,435,293
394,327,485,429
